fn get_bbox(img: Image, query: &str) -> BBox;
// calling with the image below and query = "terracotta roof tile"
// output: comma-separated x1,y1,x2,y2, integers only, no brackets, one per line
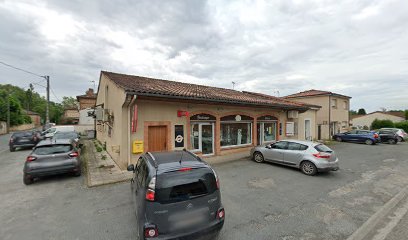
284,89,351,99
101,71,309,110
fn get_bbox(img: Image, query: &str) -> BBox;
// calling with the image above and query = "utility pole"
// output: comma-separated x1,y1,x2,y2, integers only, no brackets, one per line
45,75,50,124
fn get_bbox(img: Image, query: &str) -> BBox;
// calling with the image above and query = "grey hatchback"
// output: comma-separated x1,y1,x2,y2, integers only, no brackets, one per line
250,140,339,176
127,150,224,240
23,139,81,185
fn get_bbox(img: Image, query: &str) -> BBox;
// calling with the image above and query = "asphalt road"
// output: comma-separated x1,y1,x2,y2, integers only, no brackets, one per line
1,133,408,240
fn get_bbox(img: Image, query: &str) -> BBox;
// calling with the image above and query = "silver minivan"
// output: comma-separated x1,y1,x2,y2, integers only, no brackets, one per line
250,140,339,176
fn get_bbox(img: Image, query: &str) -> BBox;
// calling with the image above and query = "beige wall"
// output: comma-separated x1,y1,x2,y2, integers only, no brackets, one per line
96,74,128,168
288,95,350,139
0,121,7,135
352,113,405,129
64,109,80,118
9,123,35,132
78,98,96,110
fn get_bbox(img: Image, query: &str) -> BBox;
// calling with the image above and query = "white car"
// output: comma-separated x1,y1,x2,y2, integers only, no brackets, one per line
42,126,75,138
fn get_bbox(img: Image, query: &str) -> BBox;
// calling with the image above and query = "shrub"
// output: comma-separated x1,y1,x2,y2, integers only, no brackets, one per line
395,121,408,133
371,119,394,130
96,146,103,152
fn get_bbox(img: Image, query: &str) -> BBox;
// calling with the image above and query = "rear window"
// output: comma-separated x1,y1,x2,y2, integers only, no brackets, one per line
54,132,77,139
34,144,73,155
314,144,333,153
155,168,217,204
13,132,33,137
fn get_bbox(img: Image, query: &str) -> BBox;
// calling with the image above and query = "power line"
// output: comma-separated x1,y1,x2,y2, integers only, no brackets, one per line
0,60,45,78
50,87,61,102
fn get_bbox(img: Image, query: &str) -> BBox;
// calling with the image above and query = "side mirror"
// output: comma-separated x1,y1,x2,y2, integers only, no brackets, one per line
266,144,272,149
127,164,135,172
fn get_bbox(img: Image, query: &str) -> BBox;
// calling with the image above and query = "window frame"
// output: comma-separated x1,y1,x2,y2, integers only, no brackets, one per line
220,122,253,148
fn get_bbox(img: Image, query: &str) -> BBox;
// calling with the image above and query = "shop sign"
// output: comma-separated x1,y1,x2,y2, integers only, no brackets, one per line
174,125,184,147
257,115,278,121
190,114,216,121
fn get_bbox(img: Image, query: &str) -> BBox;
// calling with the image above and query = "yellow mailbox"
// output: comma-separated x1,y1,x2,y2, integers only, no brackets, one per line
132,140,143,154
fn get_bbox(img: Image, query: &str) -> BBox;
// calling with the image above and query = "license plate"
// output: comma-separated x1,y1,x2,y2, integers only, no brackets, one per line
172,214,206,229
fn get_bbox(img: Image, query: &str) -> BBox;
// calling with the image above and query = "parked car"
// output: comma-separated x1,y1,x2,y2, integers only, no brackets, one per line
250,140,339,176
42,125,75,138
23,139,81,185
378,130,399,144
9,131,42,152
380,128,408,142
126,150,224,239
333,130,380,145
52,131,80,147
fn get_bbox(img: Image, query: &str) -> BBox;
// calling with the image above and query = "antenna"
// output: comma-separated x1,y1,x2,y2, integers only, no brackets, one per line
90,80,96,90
232,81,236,89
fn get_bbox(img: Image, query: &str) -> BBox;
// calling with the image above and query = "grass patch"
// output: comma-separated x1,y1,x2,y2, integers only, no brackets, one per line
96,146,103,152
101,155,107,160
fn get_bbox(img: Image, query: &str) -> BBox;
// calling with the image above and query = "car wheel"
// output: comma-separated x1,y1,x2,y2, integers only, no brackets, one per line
73,169,82,177
9,146,15,152
300,161,317,176
397,136,403,142
253,152,264,163
23,174,33,185
388,139,396,144
365,139,373,145
335,137,342,142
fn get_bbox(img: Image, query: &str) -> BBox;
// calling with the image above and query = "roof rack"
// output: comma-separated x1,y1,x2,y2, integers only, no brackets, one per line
147,152,158,168
182,148,203,162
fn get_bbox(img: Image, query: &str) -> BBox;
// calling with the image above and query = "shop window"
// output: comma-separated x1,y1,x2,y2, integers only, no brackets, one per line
221,122,252,147
191,124,199,150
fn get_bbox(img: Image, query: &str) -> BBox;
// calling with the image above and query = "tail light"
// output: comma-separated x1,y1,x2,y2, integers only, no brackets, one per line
217,208,225,219
69,152,79,158
178,167,192,172
212,168,220,189
145,177,156,201
144,227,158,238
313,153,331,159
9,137,13,143
374,133,379,138
26,156,37,162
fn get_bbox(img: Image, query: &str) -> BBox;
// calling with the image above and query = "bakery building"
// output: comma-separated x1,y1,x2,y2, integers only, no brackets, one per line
95,71,319,169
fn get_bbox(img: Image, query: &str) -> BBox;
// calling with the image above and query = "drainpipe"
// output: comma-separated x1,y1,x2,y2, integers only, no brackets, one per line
127,95,137,167
328,95,331,139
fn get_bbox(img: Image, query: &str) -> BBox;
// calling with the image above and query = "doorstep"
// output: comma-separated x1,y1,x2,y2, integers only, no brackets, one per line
82,140,132,187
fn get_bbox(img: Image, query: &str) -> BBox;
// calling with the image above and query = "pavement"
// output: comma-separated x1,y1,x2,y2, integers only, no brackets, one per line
1,131,408,240
84,140,132,187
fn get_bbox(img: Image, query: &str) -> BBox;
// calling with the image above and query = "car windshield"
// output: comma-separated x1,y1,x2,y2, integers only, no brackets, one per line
54,132,77,139
314,144,333,153
155,167,217,204
33,144,73,155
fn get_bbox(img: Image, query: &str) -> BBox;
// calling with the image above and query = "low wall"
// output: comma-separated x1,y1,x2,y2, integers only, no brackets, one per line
74,124,95,135
0,121,7,135
9,123,35,132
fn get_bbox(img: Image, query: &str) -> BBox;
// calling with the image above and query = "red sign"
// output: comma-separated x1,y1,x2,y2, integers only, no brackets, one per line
177,110,189,117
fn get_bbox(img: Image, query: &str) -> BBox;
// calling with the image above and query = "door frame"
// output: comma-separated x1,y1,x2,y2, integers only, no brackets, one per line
191,122,215,156
143,121,171,152
257,121,277,145
304,118,311,141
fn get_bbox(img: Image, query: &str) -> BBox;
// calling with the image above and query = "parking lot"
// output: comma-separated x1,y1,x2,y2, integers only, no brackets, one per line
1,133,408,240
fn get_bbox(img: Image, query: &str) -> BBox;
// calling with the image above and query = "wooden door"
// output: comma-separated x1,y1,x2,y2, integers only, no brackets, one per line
148,126,167,152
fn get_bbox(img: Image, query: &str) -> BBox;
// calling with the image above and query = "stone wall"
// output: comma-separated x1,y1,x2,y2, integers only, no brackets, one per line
9,123,35,132
0,121,7,135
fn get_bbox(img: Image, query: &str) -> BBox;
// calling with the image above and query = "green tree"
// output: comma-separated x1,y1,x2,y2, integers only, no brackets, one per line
357,108,367,115
395,121,408,133
350,110,358,115
405,110,408,120
61,96,78,109
371,119,394,130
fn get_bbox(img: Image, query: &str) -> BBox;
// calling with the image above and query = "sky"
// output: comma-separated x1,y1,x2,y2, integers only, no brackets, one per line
0,0,407,112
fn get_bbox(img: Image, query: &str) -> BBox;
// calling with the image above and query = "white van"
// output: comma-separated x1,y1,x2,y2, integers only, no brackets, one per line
42,126,75,138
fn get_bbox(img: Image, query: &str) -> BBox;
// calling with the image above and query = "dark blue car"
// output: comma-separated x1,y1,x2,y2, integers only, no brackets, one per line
333,130,380,145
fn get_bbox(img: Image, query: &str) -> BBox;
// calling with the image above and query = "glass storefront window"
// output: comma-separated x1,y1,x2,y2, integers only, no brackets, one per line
191,124,199,150
263,122,276,142
220,123,252,147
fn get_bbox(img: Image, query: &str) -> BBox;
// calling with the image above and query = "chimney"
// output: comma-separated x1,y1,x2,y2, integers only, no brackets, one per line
86,88,94,96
